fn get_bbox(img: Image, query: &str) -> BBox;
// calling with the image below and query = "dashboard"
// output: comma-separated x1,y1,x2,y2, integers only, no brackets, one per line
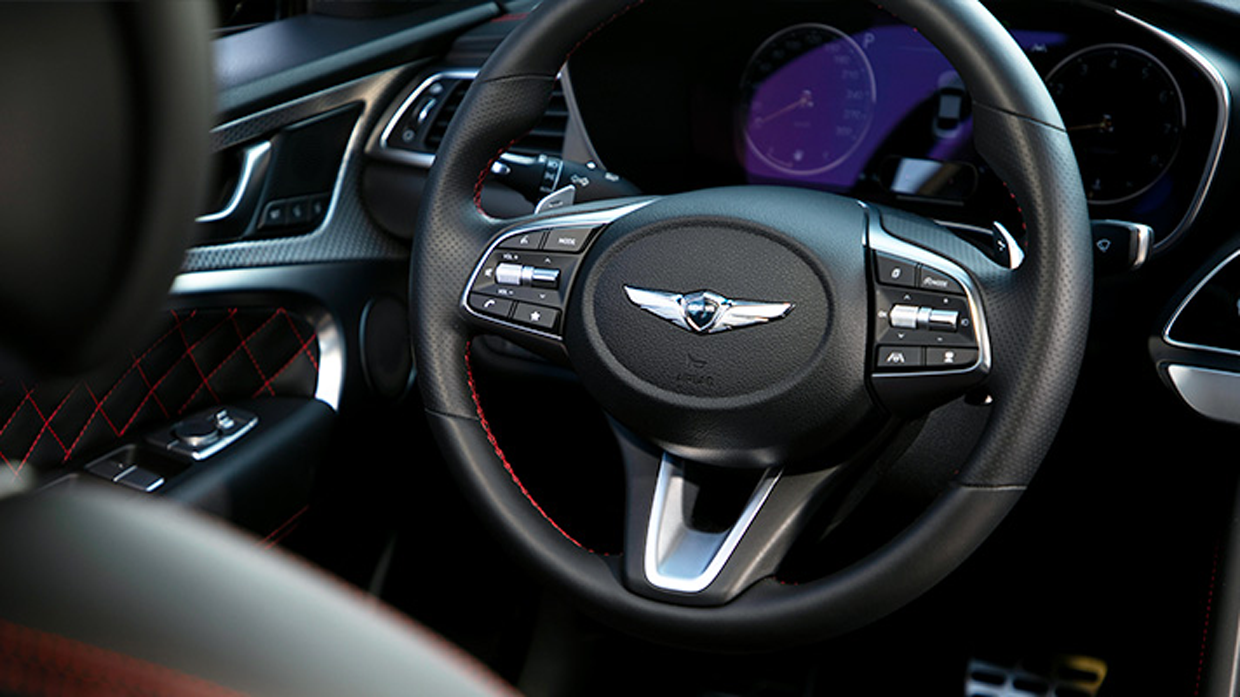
567,0,1227,251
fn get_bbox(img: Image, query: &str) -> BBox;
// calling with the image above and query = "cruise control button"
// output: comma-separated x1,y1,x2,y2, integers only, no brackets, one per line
876,346,924,369
542,227,593,253
259,200,287,228
469,293,514,319
917,265,964,295
926,347,978,368
513,303,559,330
499,231,546,250
875,252,916,288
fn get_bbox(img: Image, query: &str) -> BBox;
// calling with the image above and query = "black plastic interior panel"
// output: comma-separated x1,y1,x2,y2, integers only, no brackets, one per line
213,0,498,122
0,307,320,477
160,397,333,536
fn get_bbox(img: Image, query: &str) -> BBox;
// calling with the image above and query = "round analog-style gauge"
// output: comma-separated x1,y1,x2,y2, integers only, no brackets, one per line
739,23,877,177
1046,44,1185,205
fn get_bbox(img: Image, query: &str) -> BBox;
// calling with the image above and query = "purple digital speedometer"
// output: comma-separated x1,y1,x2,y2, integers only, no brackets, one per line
739,23,877,177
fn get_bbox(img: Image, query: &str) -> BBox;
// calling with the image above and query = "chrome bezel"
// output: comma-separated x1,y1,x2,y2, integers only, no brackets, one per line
1112,9,1231,252
1162,247,1240,358
374,68,479,168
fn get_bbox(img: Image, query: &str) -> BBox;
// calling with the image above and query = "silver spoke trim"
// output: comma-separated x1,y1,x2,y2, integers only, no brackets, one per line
643,454,781,594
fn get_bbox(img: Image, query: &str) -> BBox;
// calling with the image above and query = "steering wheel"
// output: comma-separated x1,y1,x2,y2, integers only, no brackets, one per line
412,0,1091,651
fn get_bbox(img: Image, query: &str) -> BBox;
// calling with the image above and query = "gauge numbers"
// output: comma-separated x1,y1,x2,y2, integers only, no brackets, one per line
1047,44,1185,205
740,23,877,177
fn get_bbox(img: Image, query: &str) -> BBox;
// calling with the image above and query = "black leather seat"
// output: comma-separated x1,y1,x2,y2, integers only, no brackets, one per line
0,3,513,695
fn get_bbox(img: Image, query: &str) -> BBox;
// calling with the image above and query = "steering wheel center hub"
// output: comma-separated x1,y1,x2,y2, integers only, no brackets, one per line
565,187,878,467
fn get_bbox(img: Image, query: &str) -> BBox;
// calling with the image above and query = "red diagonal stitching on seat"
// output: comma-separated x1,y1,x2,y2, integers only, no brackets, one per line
18,387,76,474
62,310,195,460
260,505,311,549
252,333,318,398
62,384,123,463
175,309,220,406
136,363,170,419
0,389,32,443
124,310,237,432
232,312,274,397
280,309,320,372
179,309,282,414
0,388,32,477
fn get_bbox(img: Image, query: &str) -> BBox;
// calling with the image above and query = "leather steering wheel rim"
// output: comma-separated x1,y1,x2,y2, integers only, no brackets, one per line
412,0,1091,650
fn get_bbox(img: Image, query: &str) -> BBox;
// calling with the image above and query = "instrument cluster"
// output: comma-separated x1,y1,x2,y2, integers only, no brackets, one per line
568,1,1226,251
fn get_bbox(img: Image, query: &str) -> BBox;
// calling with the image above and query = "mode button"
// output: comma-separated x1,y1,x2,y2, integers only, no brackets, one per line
541,227,593,253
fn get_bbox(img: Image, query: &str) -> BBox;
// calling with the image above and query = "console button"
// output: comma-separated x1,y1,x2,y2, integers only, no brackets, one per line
542,227,593,253
499,231,546,250
875,252,916,288
115,466,165,493
286,197,310,225
876,346,924,369
468,293,514,319
308,195,329,224
259,200,287,229
513,303,559,330
529,267,560,289
917,265,964,295
86,459,129,481
926,347,978,368
495,263,524,286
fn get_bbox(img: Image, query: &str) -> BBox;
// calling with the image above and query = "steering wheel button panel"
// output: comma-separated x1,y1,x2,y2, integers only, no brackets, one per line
875,252,917,288
917,265,964,295
468,293,514,319
926,347,978,367
513,303,560,331
877,346,925,368
542,227,593,253
498,230,546,250
866,211,992,414
462,201,658,341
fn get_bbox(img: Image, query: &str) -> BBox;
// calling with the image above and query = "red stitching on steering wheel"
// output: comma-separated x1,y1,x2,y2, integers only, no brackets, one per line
464,341,592,552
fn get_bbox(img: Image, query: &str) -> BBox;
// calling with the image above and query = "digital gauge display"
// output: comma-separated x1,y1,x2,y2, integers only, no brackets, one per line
1046,44,1185,204
739,24,877,177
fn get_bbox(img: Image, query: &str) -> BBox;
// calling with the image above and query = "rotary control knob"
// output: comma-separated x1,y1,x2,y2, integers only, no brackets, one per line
173,416,221,449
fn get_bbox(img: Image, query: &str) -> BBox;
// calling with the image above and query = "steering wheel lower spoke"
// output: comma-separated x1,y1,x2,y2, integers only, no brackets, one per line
612,425,851,606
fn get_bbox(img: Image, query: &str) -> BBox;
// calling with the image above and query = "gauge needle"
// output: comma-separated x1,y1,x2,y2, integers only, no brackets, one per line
1067,116,1115,133
755,90,814,127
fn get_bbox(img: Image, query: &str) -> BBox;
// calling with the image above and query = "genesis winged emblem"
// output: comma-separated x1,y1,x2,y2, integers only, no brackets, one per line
623,286,795,334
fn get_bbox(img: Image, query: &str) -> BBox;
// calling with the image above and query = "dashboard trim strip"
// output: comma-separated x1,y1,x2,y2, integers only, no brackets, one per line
1162,247,1240,358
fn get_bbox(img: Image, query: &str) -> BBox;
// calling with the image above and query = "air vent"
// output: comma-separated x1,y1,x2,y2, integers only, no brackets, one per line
380,71,568,164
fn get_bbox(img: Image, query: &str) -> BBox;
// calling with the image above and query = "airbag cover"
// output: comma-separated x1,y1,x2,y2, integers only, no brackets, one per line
565,187,877,467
